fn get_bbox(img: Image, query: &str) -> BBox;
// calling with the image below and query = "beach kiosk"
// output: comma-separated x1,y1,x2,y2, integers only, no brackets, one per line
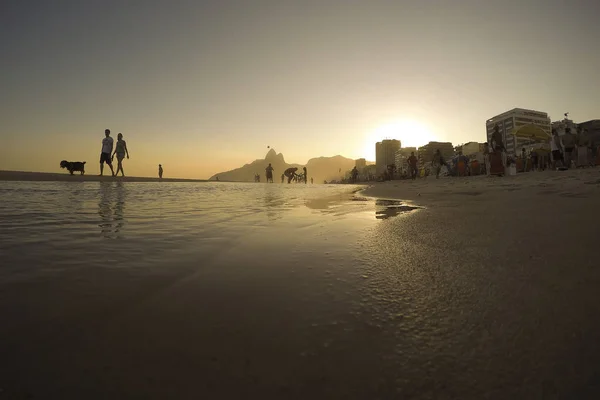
510,124,551,172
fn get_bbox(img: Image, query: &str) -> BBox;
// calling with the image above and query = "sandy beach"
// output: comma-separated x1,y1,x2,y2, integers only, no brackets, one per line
363,167,600,206
0,170,209,183
2,172,600,398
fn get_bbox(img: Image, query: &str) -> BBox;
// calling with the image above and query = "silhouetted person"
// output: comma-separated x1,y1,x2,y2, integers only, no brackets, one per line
387,164,396,180
432,149,448,179
561,128,576,168
310,177,313,184
457,151,470,176
284,167,298,183
302,167,307,183
407,152,418,180
531,149,538,171
491,124,507,171
111,133,129,177
550,129,563,169
351,166,359,183
99,129,115,176
483,143,490,175
281,173,285,183
158,164,163,179
265,163,274,183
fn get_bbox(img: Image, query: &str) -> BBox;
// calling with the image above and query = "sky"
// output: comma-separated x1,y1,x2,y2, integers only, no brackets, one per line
1,0,599,179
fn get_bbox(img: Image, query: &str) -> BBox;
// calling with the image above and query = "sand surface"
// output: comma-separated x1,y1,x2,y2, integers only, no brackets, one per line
2,171,600,398
362,168,600,206
0,170,208,183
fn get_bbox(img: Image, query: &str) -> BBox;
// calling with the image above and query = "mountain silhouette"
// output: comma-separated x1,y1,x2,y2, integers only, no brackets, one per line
210,149,355,183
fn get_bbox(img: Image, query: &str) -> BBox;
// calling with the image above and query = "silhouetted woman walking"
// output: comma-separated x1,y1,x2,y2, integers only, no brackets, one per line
112,133,129,177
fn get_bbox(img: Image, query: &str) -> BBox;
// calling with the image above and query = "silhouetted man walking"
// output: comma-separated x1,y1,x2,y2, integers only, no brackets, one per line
99,129,115,176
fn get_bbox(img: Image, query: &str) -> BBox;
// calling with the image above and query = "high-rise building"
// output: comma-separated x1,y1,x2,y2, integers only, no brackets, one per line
355,158,367,169
486,108,551,155
394,147,417,172
375,139,401,174
578,120,600,145
461,142,481,156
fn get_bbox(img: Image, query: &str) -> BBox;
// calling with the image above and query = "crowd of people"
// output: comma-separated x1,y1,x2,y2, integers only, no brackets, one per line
260,164,310,184
374,123,598,182
487,124,597,174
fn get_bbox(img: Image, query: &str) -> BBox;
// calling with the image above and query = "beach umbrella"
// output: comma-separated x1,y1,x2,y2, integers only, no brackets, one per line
511,124,550,141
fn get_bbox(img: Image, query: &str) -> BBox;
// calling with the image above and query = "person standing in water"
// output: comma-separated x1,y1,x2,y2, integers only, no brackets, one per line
265,163,274,183
99,129,115,176
111,133,129,177
158,164,163,179
302,166,307,184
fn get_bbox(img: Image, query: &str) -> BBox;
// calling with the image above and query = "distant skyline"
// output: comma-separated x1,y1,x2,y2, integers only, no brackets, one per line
2,0,599,179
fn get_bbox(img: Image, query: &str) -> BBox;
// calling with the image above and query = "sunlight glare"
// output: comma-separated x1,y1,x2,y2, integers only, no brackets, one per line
364,119,437,160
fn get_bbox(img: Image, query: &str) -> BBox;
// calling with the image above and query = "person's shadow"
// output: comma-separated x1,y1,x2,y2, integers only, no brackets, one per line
98,182,126,238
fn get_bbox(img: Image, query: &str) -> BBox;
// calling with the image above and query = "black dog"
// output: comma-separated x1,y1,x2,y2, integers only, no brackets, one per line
60,160,87,175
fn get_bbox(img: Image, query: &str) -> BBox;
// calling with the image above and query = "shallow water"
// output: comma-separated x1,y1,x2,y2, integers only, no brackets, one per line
0,182,372,275
0,181,421,398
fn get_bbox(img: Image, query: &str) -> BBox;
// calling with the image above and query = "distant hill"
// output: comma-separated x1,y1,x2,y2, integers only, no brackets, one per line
210,149,356,183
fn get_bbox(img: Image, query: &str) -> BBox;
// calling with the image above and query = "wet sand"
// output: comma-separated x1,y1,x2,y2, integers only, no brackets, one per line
0,170,208,183
2,171,600,398
356,168,600,398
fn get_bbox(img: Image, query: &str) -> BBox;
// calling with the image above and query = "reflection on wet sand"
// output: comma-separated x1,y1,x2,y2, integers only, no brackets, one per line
98,182,126,237
305,195,420,220
263,186,287,221
375,199,420,220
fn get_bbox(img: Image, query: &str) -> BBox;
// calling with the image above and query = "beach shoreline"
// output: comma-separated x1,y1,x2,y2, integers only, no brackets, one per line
2,172,600,398
360,167,600,206
0,170,209,183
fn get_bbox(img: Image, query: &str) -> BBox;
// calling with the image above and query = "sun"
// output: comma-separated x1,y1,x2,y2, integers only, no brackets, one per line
363,119,437,160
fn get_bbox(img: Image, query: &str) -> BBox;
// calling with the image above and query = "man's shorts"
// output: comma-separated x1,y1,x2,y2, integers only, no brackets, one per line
100,152,112,165
552,150,563,160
